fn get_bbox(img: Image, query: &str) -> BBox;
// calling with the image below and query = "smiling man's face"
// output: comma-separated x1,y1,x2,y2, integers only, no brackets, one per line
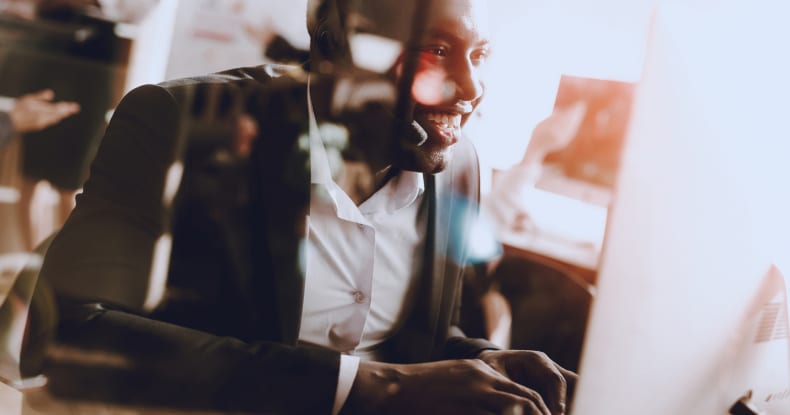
403,0,490,173
316,0,491,174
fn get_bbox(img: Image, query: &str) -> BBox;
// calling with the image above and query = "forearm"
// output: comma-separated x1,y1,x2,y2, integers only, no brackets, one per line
442,263,500,360
442,331,500,360
339,356,550,415
52,304,341,414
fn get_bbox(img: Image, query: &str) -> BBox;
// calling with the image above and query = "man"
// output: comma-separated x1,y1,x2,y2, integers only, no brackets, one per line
0,89,79,149
39,0,574,414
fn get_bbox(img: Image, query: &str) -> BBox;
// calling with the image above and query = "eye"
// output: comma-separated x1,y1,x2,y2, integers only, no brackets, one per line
422,46,448,57
471,48,490,64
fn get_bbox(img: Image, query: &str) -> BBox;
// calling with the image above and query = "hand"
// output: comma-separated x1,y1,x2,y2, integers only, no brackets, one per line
9,89,80,133
478,350,577,415
520,101,586,166
342,359,552,415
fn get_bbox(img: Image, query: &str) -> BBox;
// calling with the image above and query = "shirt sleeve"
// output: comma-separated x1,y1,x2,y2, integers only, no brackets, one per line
332,354,360,415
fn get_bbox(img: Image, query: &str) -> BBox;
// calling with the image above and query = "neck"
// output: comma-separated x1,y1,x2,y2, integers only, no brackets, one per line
309,83,400,204
338,162,399,206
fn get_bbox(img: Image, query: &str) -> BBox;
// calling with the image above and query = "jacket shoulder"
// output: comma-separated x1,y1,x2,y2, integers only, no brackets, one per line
156,64,300,102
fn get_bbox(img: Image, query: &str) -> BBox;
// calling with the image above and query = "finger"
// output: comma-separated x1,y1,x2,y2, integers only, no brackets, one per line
521,400,544,415
480,391,537,415
542,366,566,415
557,366,578,408
55,102,81,116
34,105,79,129
497,400,546,415
27,89,55,101
47,102,80,118
48,103,80,120
521,353,567,415
492,379,551,415
502,404,525,415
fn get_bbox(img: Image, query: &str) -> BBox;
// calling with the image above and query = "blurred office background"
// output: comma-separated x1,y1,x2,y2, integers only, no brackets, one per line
1,1,787,412
0,0,658,383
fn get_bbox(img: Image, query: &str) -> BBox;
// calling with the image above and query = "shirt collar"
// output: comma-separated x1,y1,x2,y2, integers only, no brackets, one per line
359,170,425,215
307,76,425,214
308,76,334,186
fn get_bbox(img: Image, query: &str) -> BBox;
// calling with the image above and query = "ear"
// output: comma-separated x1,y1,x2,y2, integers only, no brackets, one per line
309,1,351,69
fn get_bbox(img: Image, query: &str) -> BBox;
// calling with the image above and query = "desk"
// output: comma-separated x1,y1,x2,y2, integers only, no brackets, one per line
500,233,598,288
502,237,598,293
494,186,608,287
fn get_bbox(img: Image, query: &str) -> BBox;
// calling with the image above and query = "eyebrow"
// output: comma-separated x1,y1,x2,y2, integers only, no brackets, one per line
425,27,491,48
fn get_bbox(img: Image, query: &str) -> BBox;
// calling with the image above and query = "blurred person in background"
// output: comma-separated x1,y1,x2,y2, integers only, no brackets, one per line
483,101,587,235
0,0,155,250
40,0,576,414
0,89,80,149
0,89,78,253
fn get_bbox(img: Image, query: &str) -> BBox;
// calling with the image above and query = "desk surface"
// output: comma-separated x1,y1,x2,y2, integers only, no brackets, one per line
499,230,600,271
495,186,608,276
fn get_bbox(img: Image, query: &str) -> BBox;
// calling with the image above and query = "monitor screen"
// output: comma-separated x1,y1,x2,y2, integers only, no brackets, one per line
572,2,790,414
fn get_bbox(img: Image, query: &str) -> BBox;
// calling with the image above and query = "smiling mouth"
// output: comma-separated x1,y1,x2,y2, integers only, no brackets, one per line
416,111,463,145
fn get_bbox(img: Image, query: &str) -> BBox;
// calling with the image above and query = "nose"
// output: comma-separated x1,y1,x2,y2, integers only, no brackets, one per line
450,56,484,102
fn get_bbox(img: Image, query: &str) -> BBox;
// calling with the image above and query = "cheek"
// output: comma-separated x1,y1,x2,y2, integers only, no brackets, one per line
395,55,450,106
412,67,447,105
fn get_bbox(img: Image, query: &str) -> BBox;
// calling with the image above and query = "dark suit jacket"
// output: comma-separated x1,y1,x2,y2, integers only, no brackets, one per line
0,111,12,149
39,65,497,414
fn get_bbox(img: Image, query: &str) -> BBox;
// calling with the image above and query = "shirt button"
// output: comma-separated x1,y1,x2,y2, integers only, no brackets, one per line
353,291,366,304
357,223,365,230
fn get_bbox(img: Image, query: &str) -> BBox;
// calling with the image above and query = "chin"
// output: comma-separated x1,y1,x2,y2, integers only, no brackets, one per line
400,138,455,174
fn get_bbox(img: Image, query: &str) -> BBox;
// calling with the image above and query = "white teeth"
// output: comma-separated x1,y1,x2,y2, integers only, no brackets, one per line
425,112,461,130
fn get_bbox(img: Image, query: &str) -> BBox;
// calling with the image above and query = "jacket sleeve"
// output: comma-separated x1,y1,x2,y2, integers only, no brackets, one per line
51,303,340,414
440,137,501,359
41,84,180,308
442,262,501,359
39,83,340,414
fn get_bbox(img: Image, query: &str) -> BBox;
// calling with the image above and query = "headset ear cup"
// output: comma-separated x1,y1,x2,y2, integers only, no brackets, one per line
317,30,336,59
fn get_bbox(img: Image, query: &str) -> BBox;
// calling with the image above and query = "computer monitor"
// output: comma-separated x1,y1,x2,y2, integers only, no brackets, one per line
572,2,790,414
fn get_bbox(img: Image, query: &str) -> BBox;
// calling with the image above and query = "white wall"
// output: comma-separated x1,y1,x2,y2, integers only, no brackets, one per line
122,0,658,179
165,0,308,80
121,0,180,92
469,0,657,180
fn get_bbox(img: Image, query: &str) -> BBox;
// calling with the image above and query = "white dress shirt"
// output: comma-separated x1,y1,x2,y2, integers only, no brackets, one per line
299,86,427,414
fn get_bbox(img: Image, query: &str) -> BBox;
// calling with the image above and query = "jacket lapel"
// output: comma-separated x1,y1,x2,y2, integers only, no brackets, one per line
248,77,311,345
395,170,461,361
424,138,481,358
428,173,451,335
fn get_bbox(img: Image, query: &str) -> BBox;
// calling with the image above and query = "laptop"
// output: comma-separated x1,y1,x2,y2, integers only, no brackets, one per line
571,2,790,414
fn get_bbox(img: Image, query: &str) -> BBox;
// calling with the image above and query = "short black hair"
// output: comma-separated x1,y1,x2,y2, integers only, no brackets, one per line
306,0,351,62
306,0,336,39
